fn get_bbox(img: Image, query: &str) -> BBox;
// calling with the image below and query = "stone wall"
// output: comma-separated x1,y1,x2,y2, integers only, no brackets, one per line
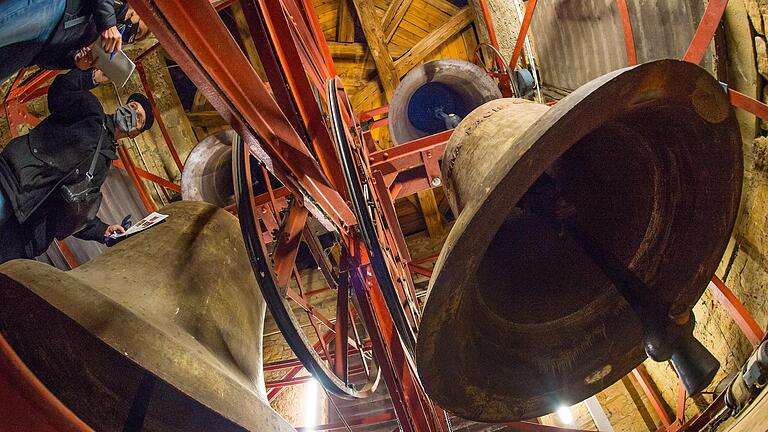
468,0,522,63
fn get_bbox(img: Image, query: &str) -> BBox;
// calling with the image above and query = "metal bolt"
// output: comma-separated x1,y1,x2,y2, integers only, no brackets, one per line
426,152,432,159
431,177,442,187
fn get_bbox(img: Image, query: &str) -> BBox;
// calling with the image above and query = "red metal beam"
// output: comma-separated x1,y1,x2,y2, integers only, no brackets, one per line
55,241,80,270
682,0,728,64
0,334,94,432
477,0,505,71
334,275,350,382
729,88,768,121
273,203,310,289
111,159,182,193
632,365,673,428
674,380,686,428
117,146,158,213
616,0,637,65
677,391,726,432
509,0,538,71
370,130,452,176
8,69,59,102
372,171,412,262
408,263,433,278
135,63,184,173
130,0,354,230
254,0,347,194
708,276,765,347
358,105,389,122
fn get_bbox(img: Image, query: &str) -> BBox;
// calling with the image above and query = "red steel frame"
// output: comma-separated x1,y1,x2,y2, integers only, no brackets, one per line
3,0,768,431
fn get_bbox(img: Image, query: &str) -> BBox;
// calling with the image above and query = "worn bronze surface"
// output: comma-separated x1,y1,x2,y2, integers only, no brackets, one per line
417,60,743,422
0,201,293,431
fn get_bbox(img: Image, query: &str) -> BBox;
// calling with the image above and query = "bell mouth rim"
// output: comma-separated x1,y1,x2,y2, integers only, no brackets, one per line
415,59,743,422
388,58,503,145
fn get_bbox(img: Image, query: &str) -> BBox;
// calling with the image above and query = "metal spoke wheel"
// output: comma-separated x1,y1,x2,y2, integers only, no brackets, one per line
327,76,421,356
234,134,381,399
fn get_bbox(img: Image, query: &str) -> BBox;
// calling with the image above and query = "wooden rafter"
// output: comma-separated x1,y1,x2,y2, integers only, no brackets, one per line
351,0,400,99
381,0,413,43
337,0,356,42
417,189,443,238
327,42,407,61
394,7,472,76
423,0,458,16
351,6,473,106
187,111,228,128
230,1,267,81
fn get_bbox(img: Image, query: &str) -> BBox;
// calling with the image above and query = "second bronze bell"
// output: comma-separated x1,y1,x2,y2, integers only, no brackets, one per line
417,59,743,422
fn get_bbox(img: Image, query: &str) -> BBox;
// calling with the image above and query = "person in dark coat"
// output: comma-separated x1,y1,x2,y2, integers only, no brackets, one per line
0,0,150,83
0,68,155,263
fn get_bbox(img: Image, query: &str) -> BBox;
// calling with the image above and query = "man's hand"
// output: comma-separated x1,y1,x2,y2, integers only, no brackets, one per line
100,26,122,54
74,48,95,71
104,224,126,237
92,69,110,84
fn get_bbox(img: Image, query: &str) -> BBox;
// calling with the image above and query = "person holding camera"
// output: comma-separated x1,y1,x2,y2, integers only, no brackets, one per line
0,0,150,83
0,68,154,263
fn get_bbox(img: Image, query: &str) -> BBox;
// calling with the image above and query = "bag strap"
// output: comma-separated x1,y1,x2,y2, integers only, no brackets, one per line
86,124,106,182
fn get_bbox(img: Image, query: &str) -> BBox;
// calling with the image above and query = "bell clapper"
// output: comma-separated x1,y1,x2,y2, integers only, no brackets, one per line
522,173,720,395
433,106,462,130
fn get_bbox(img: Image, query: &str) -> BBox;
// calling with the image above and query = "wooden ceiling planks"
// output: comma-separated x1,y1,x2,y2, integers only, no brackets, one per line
394,7,473,76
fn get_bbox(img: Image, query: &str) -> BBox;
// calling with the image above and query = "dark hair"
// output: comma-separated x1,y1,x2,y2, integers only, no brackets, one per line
127,93,155,132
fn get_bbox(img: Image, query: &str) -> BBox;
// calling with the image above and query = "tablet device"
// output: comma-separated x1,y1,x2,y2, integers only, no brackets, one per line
91,37,136,88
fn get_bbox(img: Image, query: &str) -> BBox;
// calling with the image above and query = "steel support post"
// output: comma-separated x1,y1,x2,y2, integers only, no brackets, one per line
616,0,637,65
509,0,538,70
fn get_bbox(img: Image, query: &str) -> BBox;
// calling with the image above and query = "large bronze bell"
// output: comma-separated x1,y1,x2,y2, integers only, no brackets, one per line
181,129,237,206
0,201,294,431
388,59,502,145
417,59,743,422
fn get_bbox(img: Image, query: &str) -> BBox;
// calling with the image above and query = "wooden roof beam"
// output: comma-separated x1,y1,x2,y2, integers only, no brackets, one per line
381,0,413,43
351,6,473,107
337,0,356,43
351,0,399,100
187,110,229,128
327,42,406,61
230,1,267,81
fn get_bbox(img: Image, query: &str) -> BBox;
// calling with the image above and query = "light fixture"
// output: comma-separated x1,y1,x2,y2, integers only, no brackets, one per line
557,405,574,424
303,379,319,430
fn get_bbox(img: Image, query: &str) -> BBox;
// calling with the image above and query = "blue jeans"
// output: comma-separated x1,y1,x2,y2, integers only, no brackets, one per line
0,189,11,227
0,0,66,48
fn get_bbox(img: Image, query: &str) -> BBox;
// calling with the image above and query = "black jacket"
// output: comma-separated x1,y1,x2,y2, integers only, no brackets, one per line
37,0,119,70
0,0,118,81
0,69,116,261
